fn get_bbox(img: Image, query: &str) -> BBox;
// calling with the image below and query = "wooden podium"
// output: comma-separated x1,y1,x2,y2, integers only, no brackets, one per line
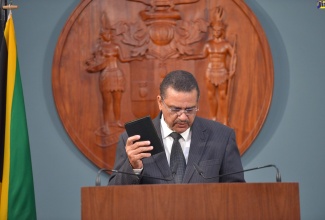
81,183,300,220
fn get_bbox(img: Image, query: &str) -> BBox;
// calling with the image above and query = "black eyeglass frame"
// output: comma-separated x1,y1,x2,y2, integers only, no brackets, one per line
161,98,199,116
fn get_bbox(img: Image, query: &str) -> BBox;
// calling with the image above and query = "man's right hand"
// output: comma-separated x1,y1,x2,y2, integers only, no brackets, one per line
125,135,153,169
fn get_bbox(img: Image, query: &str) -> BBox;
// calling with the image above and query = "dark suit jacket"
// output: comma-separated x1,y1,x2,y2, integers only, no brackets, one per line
109,113,245,185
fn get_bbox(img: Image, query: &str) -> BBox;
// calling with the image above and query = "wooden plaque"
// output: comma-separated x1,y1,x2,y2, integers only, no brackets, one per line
52,0,273,168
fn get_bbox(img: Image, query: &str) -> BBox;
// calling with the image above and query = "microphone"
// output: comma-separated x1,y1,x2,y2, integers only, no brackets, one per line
194,164,282,182
95,168,176,186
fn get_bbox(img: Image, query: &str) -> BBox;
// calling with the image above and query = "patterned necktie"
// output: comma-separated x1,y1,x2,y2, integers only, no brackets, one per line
169,132,186,183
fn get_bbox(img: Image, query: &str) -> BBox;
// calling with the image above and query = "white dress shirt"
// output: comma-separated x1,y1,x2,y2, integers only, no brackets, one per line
160,115,191,165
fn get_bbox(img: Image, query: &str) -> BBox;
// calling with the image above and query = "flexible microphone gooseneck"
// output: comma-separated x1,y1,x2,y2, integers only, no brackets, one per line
95,168,176,186
193,164,282,182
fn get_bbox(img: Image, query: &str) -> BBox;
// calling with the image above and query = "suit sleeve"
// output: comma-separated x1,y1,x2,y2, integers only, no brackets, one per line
219,129,245,182
109,132,141,185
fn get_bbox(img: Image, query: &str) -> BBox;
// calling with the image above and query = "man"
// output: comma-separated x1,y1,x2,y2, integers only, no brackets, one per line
109,70,245,184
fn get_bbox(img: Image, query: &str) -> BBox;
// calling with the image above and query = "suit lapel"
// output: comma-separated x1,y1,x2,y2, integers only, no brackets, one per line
183,118,208,183
152,114,174,179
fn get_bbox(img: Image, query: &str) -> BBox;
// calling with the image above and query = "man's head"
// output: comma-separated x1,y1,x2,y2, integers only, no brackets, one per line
212,21,225,39
157,70,200,133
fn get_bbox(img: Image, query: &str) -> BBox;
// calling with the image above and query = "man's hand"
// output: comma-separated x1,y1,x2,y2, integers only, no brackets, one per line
125,135,153,169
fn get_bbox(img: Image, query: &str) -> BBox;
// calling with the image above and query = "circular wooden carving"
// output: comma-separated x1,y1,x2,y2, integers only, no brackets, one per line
52,0,273,169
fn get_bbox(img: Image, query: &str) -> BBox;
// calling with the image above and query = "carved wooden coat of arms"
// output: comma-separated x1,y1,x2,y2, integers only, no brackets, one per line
52,0,273,168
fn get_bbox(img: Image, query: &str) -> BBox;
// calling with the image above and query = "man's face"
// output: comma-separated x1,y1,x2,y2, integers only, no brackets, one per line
101,30,112,42
157,87,199,133
213,27,223,38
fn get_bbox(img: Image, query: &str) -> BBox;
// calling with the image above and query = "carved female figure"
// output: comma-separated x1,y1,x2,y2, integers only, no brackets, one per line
85,19,133,133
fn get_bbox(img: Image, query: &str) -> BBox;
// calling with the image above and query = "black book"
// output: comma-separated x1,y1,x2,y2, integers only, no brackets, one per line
124,116,164,155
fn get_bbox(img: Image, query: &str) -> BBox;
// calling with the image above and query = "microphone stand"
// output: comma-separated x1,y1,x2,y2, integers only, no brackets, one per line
194,164,282,182
95,168,174,186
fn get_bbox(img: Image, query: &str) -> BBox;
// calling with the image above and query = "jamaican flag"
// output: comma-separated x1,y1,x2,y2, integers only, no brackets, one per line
0,12,37,220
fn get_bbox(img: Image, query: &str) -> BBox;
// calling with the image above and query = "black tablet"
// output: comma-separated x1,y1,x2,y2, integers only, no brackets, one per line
124,116,164,155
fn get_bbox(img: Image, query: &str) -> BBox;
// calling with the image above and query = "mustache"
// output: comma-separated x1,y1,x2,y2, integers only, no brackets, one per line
173,119,190,125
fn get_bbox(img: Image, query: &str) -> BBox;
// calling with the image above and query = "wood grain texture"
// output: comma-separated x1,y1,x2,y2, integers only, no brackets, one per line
81,183,300,220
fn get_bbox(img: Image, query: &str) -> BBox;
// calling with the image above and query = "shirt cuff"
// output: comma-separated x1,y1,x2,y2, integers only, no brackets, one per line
133,168,143,175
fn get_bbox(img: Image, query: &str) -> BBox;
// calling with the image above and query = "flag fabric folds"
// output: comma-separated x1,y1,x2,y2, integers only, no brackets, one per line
0,12,37,220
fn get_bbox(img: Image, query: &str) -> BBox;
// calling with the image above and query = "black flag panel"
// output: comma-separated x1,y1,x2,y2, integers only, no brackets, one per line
0,0,8,182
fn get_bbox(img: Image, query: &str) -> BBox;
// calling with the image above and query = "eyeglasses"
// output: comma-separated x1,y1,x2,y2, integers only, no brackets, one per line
161,99,199,116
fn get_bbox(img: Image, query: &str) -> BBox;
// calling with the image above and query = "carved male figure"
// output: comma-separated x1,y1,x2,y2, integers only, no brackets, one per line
185,7,236,125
